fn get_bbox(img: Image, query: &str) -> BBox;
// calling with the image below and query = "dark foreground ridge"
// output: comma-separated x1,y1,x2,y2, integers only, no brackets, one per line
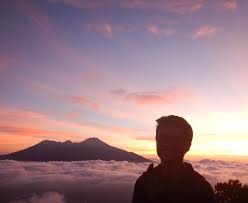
0,137,150,162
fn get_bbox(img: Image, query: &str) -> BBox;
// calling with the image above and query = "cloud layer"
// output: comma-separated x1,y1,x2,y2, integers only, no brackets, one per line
10,192,66,203
0,159,248,203
110,88,195,106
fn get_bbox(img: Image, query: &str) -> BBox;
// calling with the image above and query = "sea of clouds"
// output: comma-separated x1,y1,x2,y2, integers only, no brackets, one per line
0,159,248,203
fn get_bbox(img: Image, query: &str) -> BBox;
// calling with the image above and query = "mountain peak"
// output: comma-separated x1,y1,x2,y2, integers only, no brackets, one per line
0,137,150,162
39,140,56,145
84,137,101,142
81,137,108,146
64,140,72,144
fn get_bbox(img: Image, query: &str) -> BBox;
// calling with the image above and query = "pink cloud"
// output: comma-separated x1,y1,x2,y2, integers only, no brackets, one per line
0,106,47,124
126,93,165,105
64,112,81,119
49,0,204,14
84,18,177,39
84,22,135,38
0,107,85,140
0,109,135,140
146,24,175,37
123,0,204,14
0,105,150,154
48,0,112,8
67,93,144,123
70,96,101,110
146,17,178,27
0,56,15,71
85,22,113,38
18,0,56,37
110,87,195,106
68,95,147,124
22,107,136,143
48,0,237,15
17,0,94,65
16,0,118,98
16,0,75,59
0,125,78,138
193,25,218,38
218,0,237,11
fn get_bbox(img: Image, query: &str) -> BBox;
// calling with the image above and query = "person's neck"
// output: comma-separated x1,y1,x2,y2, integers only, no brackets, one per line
160,158,184,169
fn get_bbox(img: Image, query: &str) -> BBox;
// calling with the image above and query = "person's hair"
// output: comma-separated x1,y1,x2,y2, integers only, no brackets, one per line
155,115,193,141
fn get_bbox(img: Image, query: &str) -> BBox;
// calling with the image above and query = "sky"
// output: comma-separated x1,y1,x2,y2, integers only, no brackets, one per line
0,0,248,158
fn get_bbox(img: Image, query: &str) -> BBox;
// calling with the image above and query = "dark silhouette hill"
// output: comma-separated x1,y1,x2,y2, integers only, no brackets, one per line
0,137,150,162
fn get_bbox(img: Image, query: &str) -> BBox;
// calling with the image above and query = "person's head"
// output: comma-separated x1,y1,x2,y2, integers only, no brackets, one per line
155,115,193,162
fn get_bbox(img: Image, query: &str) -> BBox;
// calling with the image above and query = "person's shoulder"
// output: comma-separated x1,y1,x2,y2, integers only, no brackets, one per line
184,162,214,192
133,163,158,202
184,162,205,179
135,163,158,185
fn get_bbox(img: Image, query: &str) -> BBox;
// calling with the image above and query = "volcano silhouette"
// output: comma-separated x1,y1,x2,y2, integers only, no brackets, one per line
0,137,150,162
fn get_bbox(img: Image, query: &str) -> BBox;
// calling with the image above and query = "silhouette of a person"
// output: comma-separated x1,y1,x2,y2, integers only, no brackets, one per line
132,115,216,203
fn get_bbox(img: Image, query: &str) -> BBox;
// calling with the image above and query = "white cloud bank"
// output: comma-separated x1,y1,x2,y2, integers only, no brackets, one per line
0,159,247,203
9,192,66,203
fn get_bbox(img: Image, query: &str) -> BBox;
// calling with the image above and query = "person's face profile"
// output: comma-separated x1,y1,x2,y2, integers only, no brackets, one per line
156,124,191,161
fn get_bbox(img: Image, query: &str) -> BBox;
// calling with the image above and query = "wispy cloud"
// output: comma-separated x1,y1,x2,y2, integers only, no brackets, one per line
111,89,164,105
146,24,175,38
0,105,150,154
18,0,57,37
124,0,204,14
48,0,239,15
0,106,47,124
0,56,15,71
16,0,118,96
0,105,145,136
48,0,112,8
110,87,195,106
218,0,238,11
17,0,96,66
84,22,113,38
70,96,101,110
0,106,144,137
84,21,135,38
49,0,204,14
17,0,76,60
193,25,219,38
0,125,80,139
68,94,141,123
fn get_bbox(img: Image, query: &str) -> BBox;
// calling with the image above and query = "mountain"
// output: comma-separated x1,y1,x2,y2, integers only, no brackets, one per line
0,137,150,162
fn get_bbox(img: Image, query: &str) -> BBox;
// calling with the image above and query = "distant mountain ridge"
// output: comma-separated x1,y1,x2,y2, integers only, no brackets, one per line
0,137,150,162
